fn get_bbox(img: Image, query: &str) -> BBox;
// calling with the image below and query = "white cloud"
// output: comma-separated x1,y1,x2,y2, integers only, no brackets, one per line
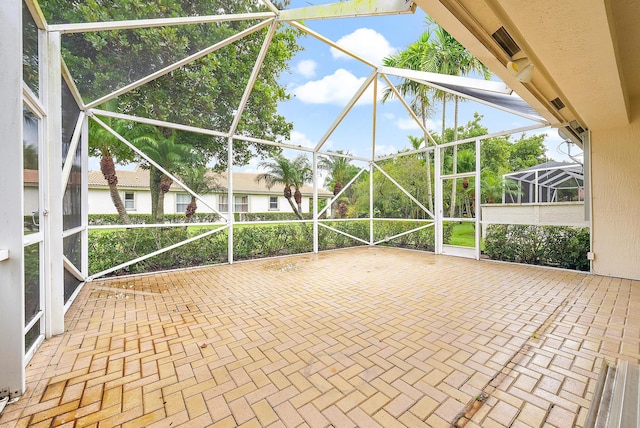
293,68,386,105
396,117,421,131
296,59,317,78
330,28,397,65
374,144,399,157
287,130,315,148
383,113,395,120
237,157,262,174
400,117,438,131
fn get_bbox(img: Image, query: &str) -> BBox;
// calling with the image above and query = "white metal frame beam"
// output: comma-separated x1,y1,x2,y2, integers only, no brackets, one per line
0,0,27,399
279,0,416,21
89,115,226,220
48,12,276,34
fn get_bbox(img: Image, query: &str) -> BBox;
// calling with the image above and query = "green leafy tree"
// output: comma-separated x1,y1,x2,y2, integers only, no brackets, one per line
351,156,432,219
39,0,303,184
508,134,548,171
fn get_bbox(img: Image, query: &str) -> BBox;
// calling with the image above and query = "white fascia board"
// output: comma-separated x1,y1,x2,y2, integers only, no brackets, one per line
280,0,416,21
379,66,512,95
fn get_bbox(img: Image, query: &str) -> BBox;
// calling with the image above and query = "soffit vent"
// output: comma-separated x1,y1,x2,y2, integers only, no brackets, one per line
492,26,521,57
550,97,565,110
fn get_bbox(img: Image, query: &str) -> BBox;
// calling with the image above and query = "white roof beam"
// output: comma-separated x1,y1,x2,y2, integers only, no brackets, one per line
279,0,416,21
380,65,512,94
48,11,276,34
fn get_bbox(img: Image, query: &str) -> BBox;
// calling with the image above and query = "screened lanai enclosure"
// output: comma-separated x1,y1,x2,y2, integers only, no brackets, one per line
3,0,558,399
503,161,585,204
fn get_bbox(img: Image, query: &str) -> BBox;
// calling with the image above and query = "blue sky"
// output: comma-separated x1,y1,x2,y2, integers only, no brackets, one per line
236,1,582,173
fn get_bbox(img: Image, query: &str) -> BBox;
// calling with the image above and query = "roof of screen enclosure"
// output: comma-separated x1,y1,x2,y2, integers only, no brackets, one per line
33,0,550,162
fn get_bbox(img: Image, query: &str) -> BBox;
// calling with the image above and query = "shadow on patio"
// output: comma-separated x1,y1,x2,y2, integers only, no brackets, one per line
1,247,638,427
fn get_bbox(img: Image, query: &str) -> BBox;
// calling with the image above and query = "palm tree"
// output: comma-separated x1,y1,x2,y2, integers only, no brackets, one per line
292,155,312,215
179,167,221,223
89,109,138,224
256,155,304,219
382,32,435,213
133,128,199,222
318,151,360,218
422,20,491,216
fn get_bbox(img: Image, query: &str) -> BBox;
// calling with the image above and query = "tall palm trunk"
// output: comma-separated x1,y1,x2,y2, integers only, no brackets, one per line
284,185,302,220
100,152,131,224
185,196,197,223
157,175,173,223
294,188,303,215
332,181,343,218
150,167,162,222
449,96,459,217
421,101,434,214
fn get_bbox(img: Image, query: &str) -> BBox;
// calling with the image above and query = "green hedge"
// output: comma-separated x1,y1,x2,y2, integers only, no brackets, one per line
88,212,316,225
234,212,307,222
89,213,222,225
88,220,450,277
484,224,590,271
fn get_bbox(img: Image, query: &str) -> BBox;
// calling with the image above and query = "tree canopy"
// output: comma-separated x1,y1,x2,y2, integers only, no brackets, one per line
40,0,302,169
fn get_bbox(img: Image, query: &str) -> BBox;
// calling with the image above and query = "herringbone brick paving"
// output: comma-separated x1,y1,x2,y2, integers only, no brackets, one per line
1,247,638,427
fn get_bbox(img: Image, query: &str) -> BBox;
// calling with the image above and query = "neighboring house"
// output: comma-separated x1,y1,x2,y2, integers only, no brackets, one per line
23,169,39,231
87,167,332,216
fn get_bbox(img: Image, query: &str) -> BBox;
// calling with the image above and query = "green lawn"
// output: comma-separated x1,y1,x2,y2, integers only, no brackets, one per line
448,222,478,247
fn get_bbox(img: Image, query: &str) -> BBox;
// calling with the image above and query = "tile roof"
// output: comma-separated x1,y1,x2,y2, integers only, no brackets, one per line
24,169,39,184
87,166,332,196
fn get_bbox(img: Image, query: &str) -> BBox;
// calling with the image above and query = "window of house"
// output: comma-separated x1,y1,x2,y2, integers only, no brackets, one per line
176,193,190,213
219,195,228,213
269,196,278,210
124,192,135,210
219,195,249,213
235,195,248,213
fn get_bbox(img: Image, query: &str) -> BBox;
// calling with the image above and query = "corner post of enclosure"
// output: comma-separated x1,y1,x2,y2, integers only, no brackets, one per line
313,151,318,253
434,146,442,254
81,116,89,278
369,161,374,245
474,138,481,260
370,77,377,246
0,0,26,398
45,31,65,335
227,137,234,264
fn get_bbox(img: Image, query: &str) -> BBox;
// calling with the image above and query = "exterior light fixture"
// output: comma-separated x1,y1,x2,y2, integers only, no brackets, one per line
506,57,534,83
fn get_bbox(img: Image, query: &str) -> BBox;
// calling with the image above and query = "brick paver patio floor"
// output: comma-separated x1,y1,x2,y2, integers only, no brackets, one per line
1,247,638,427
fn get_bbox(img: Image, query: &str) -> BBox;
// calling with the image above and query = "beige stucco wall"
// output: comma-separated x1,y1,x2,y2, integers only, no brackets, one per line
591,107,640,280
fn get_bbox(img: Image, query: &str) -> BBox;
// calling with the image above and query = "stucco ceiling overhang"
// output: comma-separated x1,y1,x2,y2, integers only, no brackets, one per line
415,0,638,132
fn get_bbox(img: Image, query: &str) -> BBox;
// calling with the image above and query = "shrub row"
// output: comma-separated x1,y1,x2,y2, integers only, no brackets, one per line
89,213,222,225
88,220,446,277
484,224,590,271
88,212,314,225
